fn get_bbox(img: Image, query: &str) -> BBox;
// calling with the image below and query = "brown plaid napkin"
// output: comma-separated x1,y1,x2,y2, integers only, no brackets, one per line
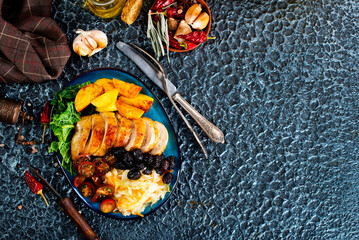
0,0,71,84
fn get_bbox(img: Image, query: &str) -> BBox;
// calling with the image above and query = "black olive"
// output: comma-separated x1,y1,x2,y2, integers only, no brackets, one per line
134,162,145,170
114,161,128,170
161,159,170,170
132,149,143,161
110,147,126,157
127,169,141,180
166,156,176,170
122,152,134,167
152,156,162,168
162,172,173,184
143,153,153,166
143,168,152,175
154,168,163,175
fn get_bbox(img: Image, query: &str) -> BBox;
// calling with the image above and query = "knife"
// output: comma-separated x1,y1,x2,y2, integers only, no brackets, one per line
116,41,225,144
28,165,100,240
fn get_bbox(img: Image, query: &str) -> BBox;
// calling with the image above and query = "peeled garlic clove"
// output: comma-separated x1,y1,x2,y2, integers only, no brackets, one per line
185,4,202,25
168,17,179,31
86,30,108,49
174,20,192,43
192,12,210,30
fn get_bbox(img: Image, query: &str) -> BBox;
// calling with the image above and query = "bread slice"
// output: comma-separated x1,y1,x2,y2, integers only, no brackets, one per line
150,121,168,155
71,115,92,160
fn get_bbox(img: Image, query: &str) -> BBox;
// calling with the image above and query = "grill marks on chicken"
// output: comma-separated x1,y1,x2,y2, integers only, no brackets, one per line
71,113,168,160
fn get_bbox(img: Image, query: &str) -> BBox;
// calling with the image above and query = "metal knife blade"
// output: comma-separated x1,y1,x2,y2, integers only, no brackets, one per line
116,41,225,144
116,41,177,96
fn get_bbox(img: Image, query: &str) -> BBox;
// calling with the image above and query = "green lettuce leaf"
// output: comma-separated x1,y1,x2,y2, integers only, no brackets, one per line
50,82,91,175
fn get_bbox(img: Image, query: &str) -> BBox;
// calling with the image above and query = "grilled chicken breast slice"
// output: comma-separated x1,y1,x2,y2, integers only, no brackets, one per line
125,118,146,151
71,115,92,160
113,113,132,148
150,121,168,155
140,117,160,153
84,114,106,156
93,112,118,156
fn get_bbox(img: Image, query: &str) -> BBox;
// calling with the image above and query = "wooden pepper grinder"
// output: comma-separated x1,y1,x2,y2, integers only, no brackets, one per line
0,96,33,143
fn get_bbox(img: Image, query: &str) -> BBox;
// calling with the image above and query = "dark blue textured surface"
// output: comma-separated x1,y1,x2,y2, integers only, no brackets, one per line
0,0,359,239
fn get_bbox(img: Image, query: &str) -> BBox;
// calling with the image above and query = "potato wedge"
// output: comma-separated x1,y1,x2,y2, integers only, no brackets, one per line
115,100,144,119
119,94,154,113
75,84,104,112
95,78,116,92
113,78,142,98
96,101,117,112
91,89,119,108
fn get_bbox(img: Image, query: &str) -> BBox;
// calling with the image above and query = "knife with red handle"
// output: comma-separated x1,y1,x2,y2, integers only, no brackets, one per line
28,165,100,240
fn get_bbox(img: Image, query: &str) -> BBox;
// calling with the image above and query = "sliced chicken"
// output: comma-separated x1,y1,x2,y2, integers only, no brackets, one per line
93,112,118,156
140,117,160,153
83,114,106,156
71,115,92,160
114,113,133,147
150,121,168,155
125,118,146,151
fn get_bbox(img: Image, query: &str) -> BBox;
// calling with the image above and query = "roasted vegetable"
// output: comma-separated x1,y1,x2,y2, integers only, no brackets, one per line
91,89,119,108
119,94,154,113
115,100,144,120
74,83,104,112
113,78,142,98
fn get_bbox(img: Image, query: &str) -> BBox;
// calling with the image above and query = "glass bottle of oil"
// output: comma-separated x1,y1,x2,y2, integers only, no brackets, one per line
85,0,127,19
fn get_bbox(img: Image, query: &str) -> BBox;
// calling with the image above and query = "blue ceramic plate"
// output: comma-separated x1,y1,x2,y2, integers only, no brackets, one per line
57,68,181,219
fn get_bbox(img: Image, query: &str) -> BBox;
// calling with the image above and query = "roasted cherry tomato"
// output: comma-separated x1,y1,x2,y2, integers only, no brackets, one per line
93,158,110,176
103,154,117,166
100,198,116,213
78,161,95,178
74,174,86,188
91,184,115,202
78,182,95,198
91,175,103,188
73,154,91,171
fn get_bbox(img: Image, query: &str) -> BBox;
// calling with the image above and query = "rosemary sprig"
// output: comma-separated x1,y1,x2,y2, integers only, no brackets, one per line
147,10,170,62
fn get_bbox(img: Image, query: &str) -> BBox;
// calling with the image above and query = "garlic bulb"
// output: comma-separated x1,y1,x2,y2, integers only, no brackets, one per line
73,29,108,57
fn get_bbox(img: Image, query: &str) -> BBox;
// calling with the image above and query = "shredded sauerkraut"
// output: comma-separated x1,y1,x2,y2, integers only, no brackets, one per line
104,168,169,217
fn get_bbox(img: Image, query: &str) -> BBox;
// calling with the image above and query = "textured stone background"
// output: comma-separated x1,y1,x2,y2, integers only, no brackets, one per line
0,0,359,239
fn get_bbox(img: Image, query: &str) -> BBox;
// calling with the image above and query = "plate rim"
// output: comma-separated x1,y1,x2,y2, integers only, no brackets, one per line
55,67,182,220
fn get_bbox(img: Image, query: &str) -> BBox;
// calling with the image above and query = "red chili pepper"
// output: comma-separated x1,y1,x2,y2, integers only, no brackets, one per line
25,170,49,207
152,0,175,10
185,40,197,50
169,34,181,49
40,101,50,143
166,7,185,19
177,31,216,44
